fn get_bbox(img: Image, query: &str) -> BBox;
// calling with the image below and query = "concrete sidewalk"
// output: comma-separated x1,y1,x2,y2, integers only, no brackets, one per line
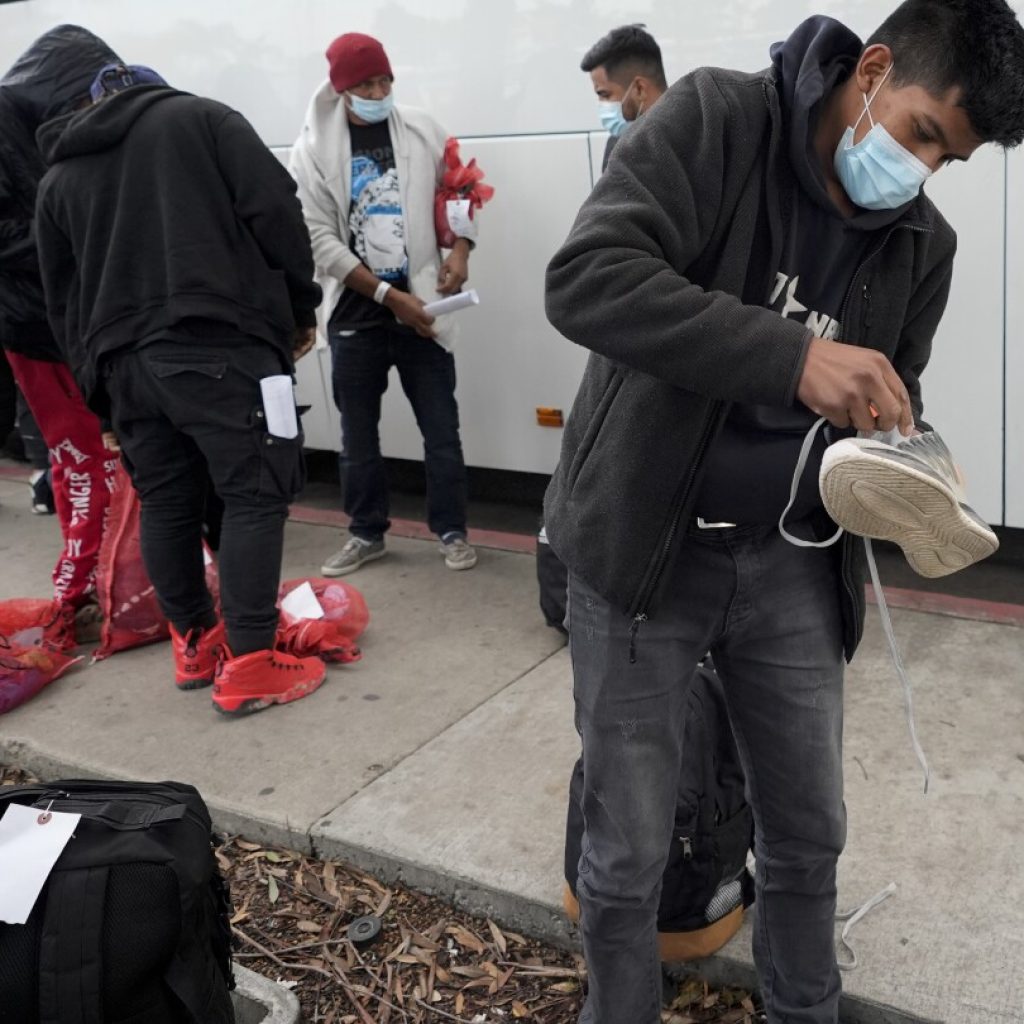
0,474,1021,1024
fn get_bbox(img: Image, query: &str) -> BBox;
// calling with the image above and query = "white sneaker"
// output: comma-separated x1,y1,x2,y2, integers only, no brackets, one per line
819,431,998,578
440,533,477,571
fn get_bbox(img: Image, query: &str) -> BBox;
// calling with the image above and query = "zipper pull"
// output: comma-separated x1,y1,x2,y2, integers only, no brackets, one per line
628,613,647,664
680,836,694,861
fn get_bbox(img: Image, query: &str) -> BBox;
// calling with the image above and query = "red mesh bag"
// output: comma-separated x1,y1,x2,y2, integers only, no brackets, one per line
0,598,76,653
94,465,219,661
434,138,494,248
0,600,82,714
276,578,368,664
0,641,81,714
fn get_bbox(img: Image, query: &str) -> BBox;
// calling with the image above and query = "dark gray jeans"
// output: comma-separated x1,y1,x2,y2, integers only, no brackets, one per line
568,519,846,1024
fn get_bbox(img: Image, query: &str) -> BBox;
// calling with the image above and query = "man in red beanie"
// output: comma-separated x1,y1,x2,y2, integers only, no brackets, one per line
291,33,480,577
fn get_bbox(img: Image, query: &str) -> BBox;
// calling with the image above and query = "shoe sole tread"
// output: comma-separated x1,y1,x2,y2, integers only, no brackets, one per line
820,451,998,578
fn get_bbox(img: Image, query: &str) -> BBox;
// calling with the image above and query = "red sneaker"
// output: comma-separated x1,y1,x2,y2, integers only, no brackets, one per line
211,648,326,716
170,622,226,690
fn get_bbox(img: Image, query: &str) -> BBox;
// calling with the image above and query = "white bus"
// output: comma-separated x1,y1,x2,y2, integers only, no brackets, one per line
3,0,1021,527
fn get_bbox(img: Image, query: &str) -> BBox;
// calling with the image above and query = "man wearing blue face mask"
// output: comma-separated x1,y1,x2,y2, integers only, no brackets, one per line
580,24,667,171
291,33,478,577
544,1,1024,1022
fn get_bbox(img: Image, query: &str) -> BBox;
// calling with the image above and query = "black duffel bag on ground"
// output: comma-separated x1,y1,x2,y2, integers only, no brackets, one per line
0,779,235,1023
563,661,755,961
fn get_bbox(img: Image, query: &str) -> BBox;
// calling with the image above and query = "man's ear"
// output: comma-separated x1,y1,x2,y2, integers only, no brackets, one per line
855,43,894,95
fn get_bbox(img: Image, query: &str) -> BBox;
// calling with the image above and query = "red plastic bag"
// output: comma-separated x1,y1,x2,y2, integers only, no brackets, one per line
434,138,494,248
94,465,219,661
0,639,81,714
276,578,368,664
0,598,76,653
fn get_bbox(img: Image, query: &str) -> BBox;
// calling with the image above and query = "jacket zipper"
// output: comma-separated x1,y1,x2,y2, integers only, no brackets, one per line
627,405,721,663
835,221,933,647
627,70,778,661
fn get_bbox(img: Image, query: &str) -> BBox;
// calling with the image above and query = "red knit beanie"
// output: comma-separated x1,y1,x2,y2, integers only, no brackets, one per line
326,33,393,93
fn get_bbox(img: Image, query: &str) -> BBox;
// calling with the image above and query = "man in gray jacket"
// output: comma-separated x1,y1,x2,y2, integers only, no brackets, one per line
544,2,1024,1022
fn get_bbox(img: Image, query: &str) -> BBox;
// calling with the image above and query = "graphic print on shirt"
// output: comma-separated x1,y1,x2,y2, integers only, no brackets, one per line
350,155,407,282
768,272,842,340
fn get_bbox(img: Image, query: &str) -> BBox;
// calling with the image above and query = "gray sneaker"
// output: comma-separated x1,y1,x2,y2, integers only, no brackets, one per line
321,537,386,577
440,534,477,571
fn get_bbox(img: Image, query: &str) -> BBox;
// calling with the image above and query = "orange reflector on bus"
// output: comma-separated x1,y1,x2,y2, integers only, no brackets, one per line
536,407,564,428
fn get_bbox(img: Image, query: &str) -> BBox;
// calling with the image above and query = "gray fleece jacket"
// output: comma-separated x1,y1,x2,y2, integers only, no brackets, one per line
543,62,956,661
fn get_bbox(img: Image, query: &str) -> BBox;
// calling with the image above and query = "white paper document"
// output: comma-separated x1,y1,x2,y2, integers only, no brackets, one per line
0,803,81,924
259,375,298,439
446,198,477,242
423,289,481,317
280,580,325,620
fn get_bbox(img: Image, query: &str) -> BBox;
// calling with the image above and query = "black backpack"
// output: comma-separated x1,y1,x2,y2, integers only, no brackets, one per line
564,662,755,959
0,779,236,1023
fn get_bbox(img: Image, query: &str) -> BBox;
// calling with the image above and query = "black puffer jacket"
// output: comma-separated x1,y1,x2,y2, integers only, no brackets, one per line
0,25,119,360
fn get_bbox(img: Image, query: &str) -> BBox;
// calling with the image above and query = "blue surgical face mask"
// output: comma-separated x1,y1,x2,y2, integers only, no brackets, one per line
598,100,628,137
834,64,932,210
347,91,394,124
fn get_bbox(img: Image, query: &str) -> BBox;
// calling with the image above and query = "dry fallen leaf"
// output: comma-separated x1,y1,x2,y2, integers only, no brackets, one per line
487,919,508,956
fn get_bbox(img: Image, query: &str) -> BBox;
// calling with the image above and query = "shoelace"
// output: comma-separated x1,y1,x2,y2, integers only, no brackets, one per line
746,851,897,972
779,416,930,793
836,882,897,971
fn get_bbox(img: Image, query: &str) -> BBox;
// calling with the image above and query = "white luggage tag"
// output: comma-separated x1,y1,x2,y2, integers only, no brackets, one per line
0,802,81,924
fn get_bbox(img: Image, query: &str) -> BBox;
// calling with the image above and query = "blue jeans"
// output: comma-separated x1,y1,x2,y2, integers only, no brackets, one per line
329,326,468,540
569,518,846,1024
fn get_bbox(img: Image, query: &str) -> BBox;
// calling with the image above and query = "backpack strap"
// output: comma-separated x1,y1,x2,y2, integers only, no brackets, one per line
38,865,109,1024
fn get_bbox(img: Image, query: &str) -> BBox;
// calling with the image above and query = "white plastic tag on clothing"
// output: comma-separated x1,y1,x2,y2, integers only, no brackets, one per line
446,198,477,241
259,376,298,439
423,289,480,317
280,581,325,621
0,803,81,924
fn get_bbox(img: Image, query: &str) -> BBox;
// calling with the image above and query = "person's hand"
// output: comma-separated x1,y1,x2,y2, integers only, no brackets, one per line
292,326,317,361
101,431,121,453
384,289,436,338
436,248,469,296
797,337,913,434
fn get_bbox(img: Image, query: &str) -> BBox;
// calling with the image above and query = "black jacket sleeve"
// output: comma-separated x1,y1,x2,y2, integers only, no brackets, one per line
212,110,321,329
545,70,810,407
34,176,76,366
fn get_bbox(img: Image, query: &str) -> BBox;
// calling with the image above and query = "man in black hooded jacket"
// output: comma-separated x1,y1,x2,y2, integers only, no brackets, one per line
544,2,1024,1022
0,26,119,636
35,66,328,716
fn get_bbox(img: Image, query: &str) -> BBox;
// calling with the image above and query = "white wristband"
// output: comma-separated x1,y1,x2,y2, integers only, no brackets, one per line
373,281,392,305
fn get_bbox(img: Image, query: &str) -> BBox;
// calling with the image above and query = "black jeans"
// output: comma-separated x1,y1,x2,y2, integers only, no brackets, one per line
106,339,304,655
329,326,467,540
569,519,846,1024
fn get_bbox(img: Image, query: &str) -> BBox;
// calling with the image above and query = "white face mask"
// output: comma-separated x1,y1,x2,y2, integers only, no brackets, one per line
833,64,932,210
346,90,394,124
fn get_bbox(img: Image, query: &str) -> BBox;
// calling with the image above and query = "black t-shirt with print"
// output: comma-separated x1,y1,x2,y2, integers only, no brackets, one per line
694,192,873,525
329,120,411,333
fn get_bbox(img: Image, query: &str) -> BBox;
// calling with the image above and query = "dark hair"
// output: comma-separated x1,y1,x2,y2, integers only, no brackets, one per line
580,24,666,89
867,0,1024,146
